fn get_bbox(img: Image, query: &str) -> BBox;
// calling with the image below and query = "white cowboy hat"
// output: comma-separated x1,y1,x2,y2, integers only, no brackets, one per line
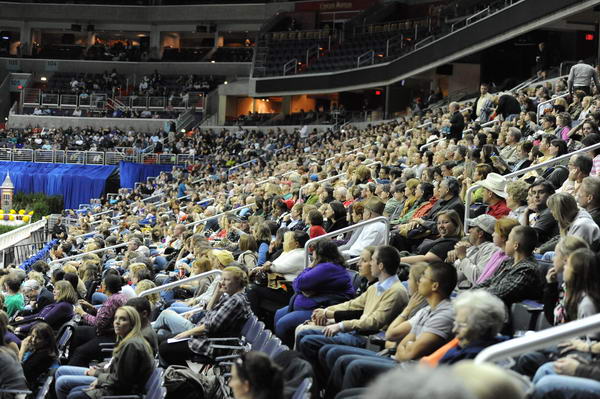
478,173,508,199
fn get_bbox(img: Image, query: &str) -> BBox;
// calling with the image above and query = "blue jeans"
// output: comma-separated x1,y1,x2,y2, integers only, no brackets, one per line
533,362,600,398
297,328,368,368
91,292,108,305
319,345,386,395
151,309,195,337
55,366,96,399
169,302,193,314
274,306,313,347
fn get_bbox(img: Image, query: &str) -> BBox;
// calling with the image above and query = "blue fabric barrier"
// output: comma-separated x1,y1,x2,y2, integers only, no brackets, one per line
119,161,182,189
19,239,58,271
0,162,116,209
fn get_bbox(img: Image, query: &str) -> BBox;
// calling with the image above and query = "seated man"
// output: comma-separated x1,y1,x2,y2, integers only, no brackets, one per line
446,214,498,288
338,198,387,258
296,246,409,365
478,173,511,219
318,261,457,396
474,225,542,305
522,180,559,244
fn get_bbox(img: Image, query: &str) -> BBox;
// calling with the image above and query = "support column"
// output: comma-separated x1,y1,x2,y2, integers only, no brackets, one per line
19,21,32,57
149,25,161,60
218,95,227,125
282,96,292,115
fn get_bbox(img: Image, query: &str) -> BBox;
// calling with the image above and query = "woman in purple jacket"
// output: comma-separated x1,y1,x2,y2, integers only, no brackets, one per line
274,239,354,346
14,281,78,336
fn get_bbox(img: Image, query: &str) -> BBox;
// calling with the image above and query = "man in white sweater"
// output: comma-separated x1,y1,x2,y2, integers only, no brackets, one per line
340,197,387,259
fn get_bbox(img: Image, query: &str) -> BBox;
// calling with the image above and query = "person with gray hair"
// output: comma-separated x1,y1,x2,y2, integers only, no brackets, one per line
451,290,506,354
347,365,475,399
499,127,522,165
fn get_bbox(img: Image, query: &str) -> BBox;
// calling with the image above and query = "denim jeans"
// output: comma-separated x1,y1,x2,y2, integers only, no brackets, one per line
532,362,600,399
169,302,193,314
274,306,313,347
55,366,96,399
151,309,195,336
91,292,108,305
297,328,368,381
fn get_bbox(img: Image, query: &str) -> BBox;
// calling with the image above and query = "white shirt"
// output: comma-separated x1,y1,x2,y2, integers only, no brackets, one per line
341,220,387,258
270,248,306,281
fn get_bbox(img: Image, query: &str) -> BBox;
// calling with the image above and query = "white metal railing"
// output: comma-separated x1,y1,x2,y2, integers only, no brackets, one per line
463,141,600,233
139,270,223,297
325,144,371,164
299,161,382,198
476,314,600,364
185,204,253,230
283,58,298,76
537,92,570,117
48,243,127,265
303,216,390,267
357,50,375,68
227,158,258,175
404,121,432,136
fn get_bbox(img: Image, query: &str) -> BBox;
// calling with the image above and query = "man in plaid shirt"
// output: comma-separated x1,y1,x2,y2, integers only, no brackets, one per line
474,226,542,305
158,266,252,366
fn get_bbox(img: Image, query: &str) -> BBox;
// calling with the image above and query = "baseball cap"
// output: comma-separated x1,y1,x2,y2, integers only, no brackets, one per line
467,214,497,235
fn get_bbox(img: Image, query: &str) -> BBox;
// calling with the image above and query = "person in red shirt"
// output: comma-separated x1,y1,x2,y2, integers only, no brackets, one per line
307,209,327,239
478,173,512,219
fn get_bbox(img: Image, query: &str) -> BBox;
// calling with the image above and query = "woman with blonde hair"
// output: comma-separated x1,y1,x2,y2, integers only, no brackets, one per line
15,280,78,335
55,306,155,399
546,192,600,251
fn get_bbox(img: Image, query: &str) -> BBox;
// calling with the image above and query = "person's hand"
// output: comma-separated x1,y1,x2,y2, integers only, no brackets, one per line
21,336,31,350
323,323,342,337
85,367,98,376
312,308,328,326
262,262,272,271
558,339,589,354
546,266,557,284
454,242,469,260
174,330,192,340
554,357,581,376
406,293,425,313
446,250,457,263
85,380,98,391
15,316,23,322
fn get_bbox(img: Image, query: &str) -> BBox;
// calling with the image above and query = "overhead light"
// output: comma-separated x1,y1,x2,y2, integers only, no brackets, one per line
1,36,9,40
40,76,47,81
211,60,215,63
224,81,228,85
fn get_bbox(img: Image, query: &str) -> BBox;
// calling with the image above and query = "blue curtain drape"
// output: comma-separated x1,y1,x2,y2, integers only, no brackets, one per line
0,162,116,209
119,161,181,189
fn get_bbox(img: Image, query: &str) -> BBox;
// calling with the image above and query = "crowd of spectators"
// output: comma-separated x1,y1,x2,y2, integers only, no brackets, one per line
3,61,600,399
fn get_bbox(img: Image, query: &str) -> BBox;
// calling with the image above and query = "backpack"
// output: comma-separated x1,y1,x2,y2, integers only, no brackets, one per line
164,365,215,399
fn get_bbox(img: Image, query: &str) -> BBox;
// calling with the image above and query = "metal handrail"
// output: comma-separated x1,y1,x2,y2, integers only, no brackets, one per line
139,270,223,297
404,121,432,135
325,144,371,164
475,314,600,364
463,141,600,233
420,138,445,151
537,92,570,117
303,216,390,267
227,158,258,175
298,161,382,198
185,204,253,230
48,243,127,265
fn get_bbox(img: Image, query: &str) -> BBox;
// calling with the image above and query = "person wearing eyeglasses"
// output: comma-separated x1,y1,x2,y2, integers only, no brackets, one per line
229,351,284,399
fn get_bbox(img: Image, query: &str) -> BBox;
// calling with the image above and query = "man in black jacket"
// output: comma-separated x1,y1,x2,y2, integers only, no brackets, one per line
448,102,465,142
51,217,67,239
19,279,55,316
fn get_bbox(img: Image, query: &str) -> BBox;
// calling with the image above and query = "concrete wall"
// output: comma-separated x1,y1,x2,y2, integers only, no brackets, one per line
1,58,251,78
7,113,169,132
0,2,293,27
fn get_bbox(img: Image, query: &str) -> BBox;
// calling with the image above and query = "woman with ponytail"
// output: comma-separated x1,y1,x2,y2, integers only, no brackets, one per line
55,306,155,399
229,351,284,399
